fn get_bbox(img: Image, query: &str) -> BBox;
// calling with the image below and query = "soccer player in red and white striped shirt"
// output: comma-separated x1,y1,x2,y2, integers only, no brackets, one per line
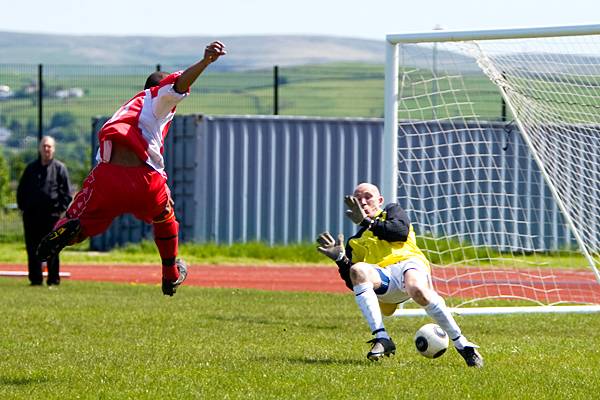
37,41,227,296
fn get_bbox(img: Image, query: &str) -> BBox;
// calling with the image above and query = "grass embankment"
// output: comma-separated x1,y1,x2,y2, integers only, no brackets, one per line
0,239,330,266
0,236,589,269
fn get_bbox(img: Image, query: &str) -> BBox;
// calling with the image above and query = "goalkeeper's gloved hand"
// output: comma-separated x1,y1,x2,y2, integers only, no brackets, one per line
316,232,345,261
344,195,370,226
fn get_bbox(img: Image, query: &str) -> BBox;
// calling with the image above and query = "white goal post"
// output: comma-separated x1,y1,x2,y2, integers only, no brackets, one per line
383,24,600,315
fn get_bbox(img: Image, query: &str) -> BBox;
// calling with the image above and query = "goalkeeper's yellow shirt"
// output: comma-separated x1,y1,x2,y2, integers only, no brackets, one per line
347,205,430,270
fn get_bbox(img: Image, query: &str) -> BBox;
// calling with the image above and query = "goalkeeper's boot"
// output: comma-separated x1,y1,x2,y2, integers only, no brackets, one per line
366,337,396,361
36,218,82,262
457,344,484,368
162,259,188,296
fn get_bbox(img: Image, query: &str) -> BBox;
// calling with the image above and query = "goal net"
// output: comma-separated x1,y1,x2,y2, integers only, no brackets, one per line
383,25,600,315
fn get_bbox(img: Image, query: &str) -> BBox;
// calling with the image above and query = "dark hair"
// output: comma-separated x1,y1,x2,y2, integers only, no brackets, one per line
144,71,169,89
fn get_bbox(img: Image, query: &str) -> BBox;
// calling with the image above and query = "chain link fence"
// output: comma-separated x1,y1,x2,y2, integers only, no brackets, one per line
0,62,504,239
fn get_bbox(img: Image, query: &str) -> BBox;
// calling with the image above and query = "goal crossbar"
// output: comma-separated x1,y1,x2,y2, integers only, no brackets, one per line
386,24,600,44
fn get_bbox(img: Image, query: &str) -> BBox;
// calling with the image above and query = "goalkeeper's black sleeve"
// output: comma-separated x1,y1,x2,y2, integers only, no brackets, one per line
335,237,357,291
335,256,353,290
370,203,410,242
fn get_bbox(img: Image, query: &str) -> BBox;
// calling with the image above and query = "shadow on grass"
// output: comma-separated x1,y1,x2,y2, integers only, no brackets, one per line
206,314,340,331
0,375,51,386
253,355,366,366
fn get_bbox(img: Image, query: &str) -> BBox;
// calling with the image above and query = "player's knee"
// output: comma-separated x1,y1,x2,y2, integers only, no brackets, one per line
349,262,371,284
407,283,435,306
152,206,175,225
153,216,176,228
153,217,178,236
403,268,430,303
408,286,427,304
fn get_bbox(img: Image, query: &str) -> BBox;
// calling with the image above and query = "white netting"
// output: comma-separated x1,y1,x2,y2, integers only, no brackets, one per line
394,34,600,308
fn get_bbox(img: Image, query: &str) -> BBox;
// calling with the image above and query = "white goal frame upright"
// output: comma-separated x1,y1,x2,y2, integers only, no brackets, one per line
383,24,600,316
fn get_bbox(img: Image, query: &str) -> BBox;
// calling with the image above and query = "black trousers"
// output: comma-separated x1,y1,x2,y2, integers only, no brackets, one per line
22,212,61,285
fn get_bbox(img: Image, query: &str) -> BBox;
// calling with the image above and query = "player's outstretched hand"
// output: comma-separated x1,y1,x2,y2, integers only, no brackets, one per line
204,41,227,63
344,195,367,225
316,231,345,261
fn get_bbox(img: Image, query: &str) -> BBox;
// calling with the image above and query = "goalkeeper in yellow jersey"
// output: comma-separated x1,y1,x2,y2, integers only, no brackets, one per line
317,182,483,367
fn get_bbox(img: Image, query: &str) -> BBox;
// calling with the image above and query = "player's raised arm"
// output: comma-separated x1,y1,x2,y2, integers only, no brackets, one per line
174,41,227,94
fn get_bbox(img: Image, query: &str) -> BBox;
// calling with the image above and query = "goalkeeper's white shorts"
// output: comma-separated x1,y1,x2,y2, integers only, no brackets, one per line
373,258,432,304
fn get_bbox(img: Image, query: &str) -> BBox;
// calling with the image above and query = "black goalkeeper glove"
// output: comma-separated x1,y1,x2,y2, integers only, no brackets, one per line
316,231,345,261
344,195,373,228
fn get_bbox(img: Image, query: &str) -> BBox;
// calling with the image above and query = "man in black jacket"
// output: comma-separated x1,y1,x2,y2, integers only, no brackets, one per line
317,182,483,367
17,136,72,286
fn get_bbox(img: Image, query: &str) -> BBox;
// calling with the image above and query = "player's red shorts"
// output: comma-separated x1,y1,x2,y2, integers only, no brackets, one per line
66,162,172,237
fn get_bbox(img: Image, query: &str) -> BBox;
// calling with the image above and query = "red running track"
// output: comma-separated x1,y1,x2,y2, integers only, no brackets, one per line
0,264,348,293
1,264,599,303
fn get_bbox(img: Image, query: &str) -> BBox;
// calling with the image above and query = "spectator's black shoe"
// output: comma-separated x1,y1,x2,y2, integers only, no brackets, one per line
366,337,396,361
162,259,188,296
457,345,484,368
36,219,81,261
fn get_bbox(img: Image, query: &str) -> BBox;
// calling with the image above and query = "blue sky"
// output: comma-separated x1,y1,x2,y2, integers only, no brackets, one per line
3,0,599,40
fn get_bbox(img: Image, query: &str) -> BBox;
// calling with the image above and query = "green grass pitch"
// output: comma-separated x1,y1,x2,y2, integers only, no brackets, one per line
1,278,599,399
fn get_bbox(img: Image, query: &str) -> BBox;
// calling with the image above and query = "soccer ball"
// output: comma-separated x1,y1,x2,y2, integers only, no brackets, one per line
414,323,449,358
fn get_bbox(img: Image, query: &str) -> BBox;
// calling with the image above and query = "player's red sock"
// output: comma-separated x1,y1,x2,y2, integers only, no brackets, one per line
153,217,179,281
162,264,178,281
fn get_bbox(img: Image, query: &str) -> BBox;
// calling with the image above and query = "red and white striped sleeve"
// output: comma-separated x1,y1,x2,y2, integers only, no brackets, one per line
150,71,189,120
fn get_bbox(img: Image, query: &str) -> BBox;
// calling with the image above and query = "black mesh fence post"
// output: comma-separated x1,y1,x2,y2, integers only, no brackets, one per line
273,65,279,115
37,63,43,142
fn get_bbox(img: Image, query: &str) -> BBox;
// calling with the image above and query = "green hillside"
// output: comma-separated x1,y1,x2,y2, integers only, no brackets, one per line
0,31,385,69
